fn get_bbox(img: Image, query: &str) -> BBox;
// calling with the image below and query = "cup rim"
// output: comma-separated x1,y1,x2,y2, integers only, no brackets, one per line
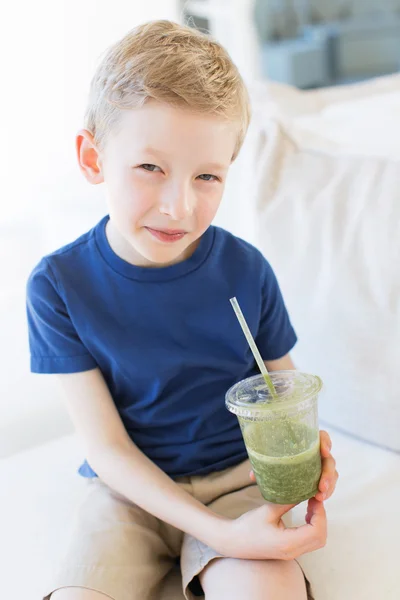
225,370,323,418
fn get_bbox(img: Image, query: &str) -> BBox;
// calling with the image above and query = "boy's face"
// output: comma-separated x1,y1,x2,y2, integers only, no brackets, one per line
78,100,238,267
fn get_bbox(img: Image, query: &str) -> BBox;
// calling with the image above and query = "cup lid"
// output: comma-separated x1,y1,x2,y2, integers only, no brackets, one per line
225,370,322,419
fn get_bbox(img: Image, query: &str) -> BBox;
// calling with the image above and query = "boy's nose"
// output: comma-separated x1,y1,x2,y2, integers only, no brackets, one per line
158,186,195,221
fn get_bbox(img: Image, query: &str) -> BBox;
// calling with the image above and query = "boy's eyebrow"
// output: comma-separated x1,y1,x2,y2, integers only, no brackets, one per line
142,146,168,158
204,162,229,171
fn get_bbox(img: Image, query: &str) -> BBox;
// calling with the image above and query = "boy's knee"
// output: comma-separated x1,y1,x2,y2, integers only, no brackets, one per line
200,557,308,599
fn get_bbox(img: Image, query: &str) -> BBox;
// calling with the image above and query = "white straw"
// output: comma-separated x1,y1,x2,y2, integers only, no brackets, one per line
230,297,277,397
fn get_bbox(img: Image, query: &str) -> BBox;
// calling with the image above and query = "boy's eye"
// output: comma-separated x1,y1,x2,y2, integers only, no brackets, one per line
140,164,161,172
198,174,217,182
139,166,218,181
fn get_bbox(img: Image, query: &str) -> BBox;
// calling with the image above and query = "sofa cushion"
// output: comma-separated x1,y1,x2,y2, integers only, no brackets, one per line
252,119,400,452
250,72,400,123
1,434,186,600
280,89,400,159
293,429,400,600
2,429,399,599
0,221,74,458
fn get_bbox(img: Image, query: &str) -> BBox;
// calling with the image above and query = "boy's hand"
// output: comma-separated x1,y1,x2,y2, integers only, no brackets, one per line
217,498,327,561
249,430,339,502
314,430,338,502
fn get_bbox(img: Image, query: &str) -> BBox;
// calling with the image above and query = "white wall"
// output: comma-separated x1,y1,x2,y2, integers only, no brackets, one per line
2,0,180,241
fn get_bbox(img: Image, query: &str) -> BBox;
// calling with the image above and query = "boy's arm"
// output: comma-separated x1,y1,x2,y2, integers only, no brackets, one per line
56,367,328,560
264,353,295,372
57,367,228,549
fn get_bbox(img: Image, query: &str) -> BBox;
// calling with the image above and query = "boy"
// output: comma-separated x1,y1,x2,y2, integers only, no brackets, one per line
27,20,338,600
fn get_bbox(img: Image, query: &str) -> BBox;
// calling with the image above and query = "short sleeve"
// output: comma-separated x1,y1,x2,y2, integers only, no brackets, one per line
26,258,97,374
255,259,297,361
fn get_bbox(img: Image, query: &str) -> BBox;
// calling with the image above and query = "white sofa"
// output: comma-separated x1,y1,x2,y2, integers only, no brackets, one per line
2,75,400,600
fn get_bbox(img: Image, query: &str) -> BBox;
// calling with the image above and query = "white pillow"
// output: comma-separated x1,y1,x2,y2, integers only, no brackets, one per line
253,120,400,451
249,72,400,118
286,91,400,159
249,74,400,159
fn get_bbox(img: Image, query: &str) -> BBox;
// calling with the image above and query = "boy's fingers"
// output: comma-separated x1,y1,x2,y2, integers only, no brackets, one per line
267,502,297,521
324,469,339,500
308,497,327,530
249,470,256,482
319,430,332,457
320,456,336,485
283,499,327,555
305,496,320,524
317,455,337,500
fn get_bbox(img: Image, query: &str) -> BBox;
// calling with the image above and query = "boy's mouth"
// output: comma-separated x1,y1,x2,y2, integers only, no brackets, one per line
145,227,187,243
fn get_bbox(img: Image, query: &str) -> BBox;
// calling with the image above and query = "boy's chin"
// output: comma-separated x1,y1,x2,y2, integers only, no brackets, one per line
139,232,202,266
140,242,192,268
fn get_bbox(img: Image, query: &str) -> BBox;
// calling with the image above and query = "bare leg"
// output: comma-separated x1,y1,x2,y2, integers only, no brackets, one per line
200,557,308,600
50,588,113,600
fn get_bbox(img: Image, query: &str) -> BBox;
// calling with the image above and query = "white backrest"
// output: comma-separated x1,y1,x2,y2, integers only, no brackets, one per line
251,77,400,451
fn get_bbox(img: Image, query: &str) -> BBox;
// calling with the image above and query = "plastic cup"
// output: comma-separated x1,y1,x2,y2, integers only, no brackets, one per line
226,370,323,504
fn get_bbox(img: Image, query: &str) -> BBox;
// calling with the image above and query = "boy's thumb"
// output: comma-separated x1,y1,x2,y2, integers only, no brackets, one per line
268,502,296,522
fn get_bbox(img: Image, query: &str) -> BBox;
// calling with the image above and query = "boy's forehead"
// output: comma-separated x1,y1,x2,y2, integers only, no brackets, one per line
108,101,238,164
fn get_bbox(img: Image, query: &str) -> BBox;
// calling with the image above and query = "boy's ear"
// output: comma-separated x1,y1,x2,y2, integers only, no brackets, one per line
76,129,104,184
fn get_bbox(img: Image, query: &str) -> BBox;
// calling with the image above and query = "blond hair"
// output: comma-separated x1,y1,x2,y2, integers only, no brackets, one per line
84,20,251,161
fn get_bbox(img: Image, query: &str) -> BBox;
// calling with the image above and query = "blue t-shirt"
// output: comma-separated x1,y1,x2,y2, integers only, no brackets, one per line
26,216,297,478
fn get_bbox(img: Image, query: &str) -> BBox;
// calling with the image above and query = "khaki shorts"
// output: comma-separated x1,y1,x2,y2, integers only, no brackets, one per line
44,459,313,600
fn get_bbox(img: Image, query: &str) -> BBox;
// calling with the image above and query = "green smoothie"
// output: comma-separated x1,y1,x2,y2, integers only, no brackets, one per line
242,422,321,504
